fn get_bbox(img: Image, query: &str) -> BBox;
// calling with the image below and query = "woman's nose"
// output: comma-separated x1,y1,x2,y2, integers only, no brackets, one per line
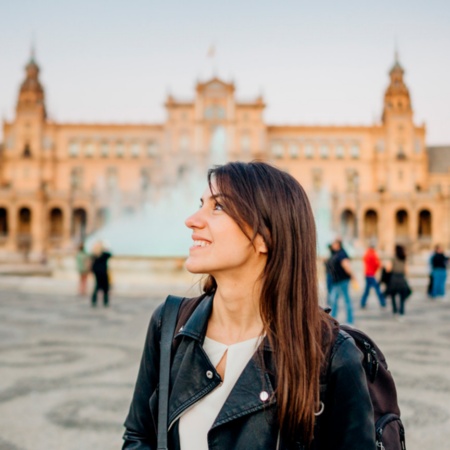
185,209,204,229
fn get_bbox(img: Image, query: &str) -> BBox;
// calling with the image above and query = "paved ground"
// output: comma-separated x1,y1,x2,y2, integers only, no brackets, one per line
0,275,449,450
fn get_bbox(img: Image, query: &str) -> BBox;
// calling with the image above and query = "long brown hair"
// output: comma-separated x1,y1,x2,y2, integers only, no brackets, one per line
202,161,328,443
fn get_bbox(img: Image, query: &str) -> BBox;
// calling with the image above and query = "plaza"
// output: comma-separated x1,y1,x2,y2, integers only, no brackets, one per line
0,275,449,450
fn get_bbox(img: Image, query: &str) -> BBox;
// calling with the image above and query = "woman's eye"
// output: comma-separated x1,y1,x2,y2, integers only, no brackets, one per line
214,202,224,211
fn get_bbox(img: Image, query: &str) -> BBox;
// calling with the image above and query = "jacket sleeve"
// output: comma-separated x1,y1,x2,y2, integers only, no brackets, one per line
122,303,164,449
323,334,376,450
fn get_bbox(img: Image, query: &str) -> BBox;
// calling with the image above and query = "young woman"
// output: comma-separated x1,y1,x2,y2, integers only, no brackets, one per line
122,162,375,449
385,244,412,319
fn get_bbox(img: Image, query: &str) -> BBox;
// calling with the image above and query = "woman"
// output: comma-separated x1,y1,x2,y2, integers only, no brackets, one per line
385,244,411,319
123,162,375,449
90,240,112,307
75,242,91,295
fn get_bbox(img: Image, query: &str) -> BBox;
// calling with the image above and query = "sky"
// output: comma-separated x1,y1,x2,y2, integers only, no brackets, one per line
1,0,450,144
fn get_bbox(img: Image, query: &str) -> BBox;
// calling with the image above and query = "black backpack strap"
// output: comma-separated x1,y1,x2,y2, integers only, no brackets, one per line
157,295,184,450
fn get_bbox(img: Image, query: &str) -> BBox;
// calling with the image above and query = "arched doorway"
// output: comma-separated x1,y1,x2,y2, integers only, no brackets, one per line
395,209,409,242
340,209,356,239
72,208,87,241
17,207,32,256
0,208,8,237
49,208,64,243
418,209,432,248
363,209,378,241
418,210,432,237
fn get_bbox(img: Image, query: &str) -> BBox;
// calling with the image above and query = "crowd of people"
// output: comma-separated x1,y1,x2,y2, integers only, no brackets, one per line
325,239,448,324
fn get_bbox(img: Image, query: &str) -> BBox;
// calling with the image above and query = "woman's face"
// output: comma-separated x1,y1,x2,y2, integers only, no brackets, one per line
184,182,267,279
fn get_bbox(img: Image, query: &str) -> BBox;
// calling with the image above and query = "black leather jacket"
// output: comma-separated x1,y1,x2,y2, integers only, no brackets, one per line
123,295,375,450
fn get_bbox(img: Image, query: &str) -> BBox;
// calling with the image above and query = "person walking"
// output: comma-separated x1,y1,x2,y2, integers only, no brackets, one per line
430,244,448,298
360,243,385,309
75,242,91,296
122,162,375,450
324,244,336,306
385,244,411,320
329,239,355,325
90,241,112,307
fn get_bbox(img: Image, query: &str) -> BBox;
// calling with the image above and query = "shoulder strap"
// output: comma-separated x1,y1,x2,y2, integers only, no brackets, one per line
157,295,184,450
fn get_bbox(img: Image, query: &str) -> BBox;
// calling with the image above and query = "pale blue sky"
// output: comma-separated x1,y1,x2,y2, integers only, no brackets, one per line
1,0,449,144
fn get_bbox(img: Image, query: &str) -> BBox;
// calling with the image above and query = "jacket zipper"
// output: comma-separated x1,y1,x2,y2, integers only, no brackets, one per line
168,381,223,431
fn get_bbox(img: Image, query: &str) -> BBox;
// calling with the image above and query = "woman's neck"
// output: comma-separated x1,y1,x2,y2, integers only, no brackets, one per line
206,282,264,345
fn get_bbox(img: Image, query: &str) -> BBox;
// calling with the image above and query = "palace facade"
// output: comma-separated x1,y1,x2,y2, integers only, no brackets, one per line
1,53,450,260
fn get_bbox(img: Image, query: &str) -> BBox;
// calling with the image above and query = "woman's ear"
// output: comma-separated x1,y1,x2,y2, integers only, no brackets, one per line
255,234,268,254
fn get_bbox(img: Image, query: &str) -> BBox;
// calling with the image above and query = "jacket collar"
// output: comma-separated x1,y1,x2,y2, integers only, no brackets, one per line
175,293,273,352
175,294,213,342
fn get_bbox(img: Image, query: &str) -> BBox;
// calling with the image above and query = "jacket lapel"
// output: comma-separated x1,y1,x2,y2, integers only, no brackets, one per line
212,341,277,428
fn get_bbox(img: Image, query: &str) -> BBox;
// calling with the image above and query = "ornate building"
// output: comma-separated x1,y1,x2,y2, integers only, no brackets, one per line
1,52,449,260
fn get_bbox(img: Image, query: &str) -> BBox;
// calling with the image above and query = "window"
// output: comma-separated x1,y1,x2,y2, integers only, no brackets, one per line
304,143,314,159
414,139,421,154
70,167,84,190
69,141,79,157
335,144,344,159
271,142,284,158
116,142,124,157
204,105,226,120
350,143,360,159
100,141,109,157
312,168,322,191
320,144,329,159
85,142,95,157
131,142,140,158
346,169,359,192
141,168,150,191
289,143,299,159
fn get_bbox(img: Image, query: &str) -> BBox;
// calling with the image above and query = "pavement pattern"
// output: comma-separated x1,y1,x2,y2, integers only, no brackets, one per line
0,277,449,450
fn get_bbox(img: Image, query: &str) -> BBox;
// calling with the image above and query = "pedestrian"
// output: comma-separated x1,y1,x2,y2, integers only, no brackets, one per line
329,239,355,325
385,244,412,320
90,241,112,307
430,244,448,298
360,243,385,309
324,243,336,306
75,242,91,296
122,161,375,450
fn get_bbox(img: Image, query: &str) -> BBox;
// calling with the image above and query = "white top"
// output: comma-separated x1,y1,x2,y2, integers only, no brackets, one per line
178,335,262,450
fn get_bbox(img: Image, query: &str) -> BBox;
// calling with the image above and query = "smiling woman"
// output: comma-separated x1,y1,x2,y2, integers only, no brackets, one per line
122,161,376,450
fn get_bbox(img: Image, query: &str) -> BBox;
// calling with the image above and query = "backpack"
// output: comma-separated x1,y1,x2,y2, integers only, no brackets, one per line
321,323,406,450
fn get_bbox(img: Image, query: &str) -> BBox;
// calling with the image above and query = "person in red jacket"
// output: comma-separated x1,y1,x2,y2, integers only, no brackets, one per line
360,243,385,309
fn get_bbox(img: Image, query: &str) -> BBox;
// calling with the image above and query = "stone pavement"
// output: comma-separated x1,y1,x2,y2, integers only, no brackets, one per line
0,276,449,450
